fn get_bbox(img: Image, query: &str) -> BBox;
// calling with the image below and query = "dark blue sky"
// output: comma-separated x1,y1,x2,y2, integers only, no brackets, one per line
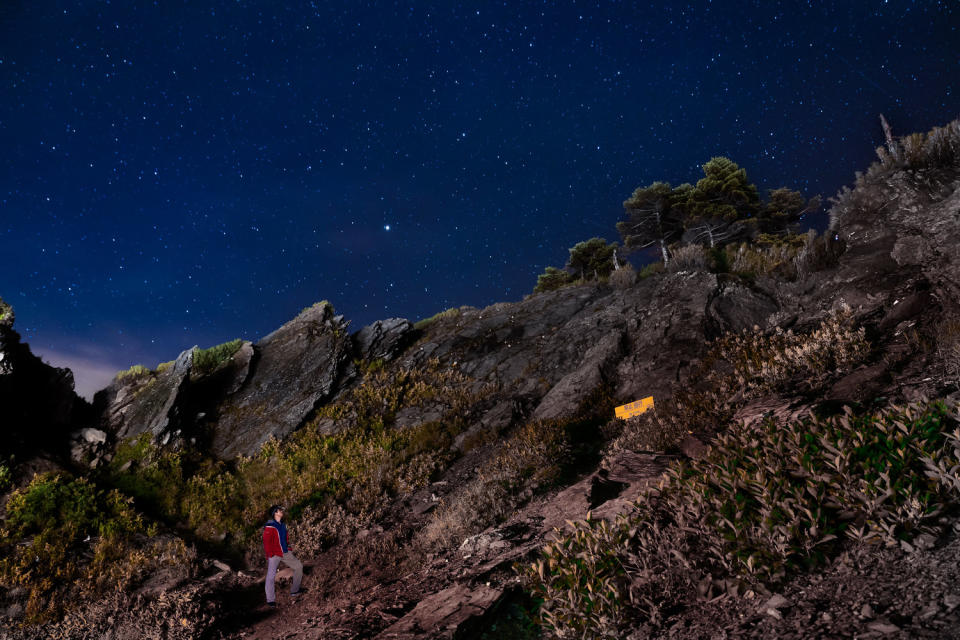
1,1,956,397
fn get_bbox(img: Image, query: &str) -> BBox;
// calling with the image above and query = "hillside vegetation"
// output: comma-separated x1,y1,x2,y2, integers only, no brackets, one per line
1,118,959,638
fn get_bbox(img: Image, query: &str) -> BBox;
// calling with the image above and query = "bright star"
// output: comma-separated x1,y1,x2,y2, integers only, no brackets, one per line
384,224,391,231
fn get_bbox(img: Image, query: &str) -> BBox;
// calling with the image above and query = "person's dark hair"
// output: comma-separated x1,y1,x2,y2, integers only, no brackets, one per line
269,505,284,518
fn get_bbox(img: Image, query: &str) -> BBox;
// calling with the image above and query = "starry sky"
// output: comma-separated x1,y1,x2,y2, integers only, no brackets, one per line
1,1,957,398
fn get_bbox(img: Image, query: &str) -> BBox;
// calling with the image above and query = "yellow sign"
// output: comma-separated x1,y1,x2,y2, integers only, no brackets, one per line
615,396,654,420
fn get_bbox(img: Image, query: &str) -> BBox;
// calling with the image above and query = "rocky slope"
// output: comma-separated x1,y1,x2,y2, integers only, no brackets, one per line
2,121,960,639
0,298,93,467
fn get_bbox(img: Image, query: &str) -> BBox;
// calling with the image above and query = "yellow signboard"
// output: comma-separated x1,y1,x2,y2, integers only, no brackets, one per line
615,396,654,420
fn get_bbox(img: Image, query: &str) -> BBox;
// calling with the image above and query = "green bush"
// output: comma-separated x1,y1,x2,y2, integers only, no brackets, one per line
525,515,630,640
533,266,573,293
0,473,151,622
192,338,243,376
637,262,663,279
114,364,151,383
0,458,12,493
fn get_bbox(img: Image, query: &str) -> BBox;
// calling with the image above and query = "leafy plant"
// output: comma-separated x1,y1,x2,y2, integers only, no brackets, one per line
524,514,631,639
533,266,574,293
607,305,870,457
528,400,960,634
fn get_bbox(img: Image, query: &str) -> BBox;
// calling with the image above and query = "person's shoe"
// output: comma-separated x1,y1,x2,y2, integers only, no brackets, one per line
290,588,307,597
266,601,277,608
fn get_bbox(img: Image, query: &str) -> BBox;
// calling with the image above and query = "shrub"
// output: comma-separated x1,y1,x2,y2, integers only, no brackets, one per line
727,241,799,278
524,514,631,640
534,266,574,293
874,117,960,172
830,118,960,230
665,244,708,273
528,400,960,633
936,318,960,389
637,262,663,279
607,306,870,458
793,229,844,277
0,297,13,327
422,419,572,549
706,304,869,397
115,364,151,383
414,307,462,331
608,264,637,289
0,457,12,493
0,473,153,623
192,338,243,376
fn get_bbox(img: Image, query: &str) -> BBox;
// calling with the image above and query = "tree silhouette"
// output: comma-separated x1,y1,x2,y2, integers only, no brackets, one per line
617,181,686,264
681,157,760,247
567,237,619,281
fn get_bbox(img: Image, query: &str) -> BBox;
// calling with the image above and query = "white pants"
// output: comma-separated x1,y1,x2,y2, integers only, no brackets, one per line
265,551,303,603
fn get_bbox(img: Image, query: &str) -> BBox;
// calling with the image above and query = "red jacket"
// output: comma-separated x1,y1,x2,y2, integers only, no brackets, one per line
263,520,287,558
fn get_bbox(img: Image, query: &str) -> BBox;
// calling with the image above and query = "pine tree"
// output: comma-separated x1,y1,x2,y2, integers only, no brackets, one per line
567,237,619,281
617,181,685,264
681,157,760,247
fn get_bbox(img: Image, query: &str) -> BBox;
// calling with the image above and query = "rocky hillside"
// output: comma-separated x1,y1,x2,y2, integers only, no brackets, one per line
1,119,960,639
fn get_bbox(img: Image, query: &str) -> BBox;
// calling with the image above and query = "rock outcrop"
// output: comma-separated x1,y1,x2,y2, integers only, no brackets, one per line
210,303,353,458
0,297,86,461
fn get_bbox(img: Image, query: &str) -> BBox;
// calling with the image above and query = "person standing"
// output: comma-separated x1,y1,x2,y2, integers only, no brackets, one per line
263,505,304,606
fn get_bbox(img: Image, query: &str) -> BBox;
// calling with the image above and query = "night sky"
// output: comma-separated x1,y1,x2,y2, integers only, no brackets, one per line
1,2,957,398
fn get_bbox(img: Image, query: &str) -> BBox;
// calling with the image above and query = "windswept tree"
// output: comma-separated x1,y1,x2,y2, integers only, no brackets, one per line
681,157,761,247
567,237,619,281
760,187,821,235
617,181,685,264
533,237,620,293
533,266,572,293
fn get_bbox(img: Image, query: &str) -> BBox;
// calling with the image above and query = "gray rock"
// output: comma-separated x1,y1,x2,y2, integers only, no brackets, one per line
356,318,413,362
532,328,626,421
377,583,502,639
210,302,352,458
79,427,107,445
103,347,194,443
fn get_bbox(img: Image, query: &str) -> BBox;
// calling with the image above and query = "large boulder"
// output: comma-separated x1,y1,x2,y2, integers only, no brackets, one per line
210,302,353,458
99,347,195,443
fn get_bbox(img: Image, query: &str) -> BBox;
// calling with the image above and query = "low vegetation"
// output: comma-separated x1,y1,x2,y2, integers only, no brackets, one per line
414,307,462,331
608,305,869,457
102,358,494,561
192,338,243,376
421,418,572,549
114,363,151,383
526,400,960,638
0,473,194,624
